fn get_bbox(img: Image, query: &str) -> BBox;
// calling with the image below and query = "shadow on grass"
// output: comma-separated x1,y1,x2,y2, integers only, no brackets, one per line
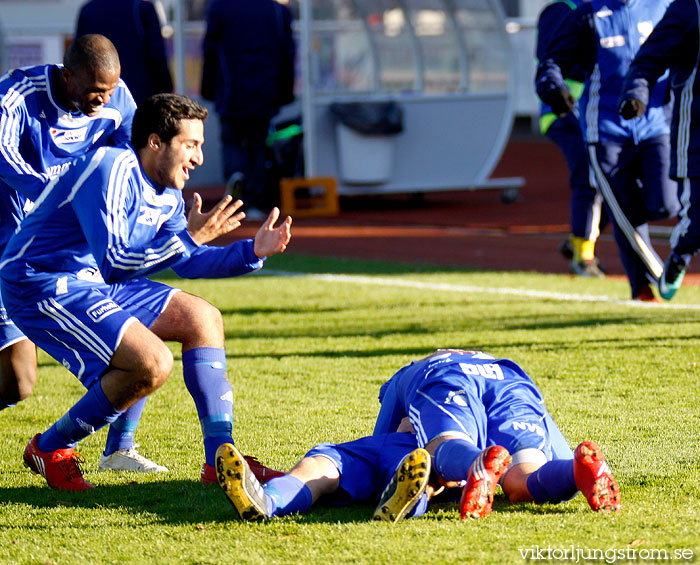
0,481,385,525
217,332,696,361
0,482,576,527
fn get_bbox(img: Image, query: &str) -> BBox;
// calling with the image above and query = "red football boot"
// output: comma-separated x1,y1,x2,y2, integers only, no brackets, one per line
459,445,511,519
201,453,285,484
573,441,621,513
23,434,94,491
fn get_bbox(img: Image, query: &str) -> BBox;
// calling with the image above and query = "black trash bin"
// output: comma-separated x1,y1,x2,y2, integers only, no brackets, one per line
329,101,403,184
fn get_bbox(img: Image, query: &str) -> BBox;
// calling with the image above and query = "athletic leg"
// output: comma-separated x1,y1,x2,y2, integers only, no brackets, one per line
216,443,321,520
589,142,663,297
0,339,37,409
671,177,700,257
149,290,232,467
7,282,174,489
217,434,420,521
547,115,605,276
660,176,700,298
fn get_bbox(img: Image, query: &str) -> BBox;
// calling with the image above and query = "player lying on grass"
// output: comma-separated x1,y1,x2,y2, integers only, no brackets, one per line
0,93,290,490
372,349,621,518
215,350,620,522
216,434,432,523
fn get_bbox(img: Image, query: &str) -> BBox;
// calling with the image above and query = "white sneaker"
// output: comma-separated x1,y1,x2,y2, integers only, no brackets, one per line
98,447,169,473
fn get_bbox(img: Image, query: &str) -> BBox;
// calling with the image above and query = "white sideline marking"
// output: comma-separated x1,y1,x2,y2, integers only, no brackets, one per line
264,271,700,310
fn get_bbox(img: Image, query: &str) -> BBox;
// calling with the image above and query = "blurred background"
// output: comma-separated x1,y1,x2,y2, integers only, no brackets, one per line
0,0,546,195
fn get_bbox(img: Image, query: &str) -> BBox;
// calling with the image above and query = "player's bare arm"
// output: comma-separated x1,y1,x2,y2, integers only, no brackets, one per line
187,193,246,245
253,208,293,258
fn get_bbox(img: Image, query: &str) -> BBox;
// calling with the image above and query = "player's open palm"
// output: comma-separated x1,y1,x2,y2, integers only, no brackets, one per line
187,193,246,245
254,208,292,257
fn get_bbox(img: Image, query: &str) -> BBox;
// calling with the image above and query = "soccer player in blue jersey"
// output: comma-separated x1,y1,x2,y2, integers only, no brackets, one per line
0,34,167,473
215,350,620,522
0,93,292,490
372,349,620,517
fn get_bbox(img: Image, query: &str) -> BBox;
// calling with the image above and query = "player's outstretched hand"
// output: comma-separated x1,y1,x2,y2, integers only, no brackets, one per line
187,193,246,245
253,208,292,258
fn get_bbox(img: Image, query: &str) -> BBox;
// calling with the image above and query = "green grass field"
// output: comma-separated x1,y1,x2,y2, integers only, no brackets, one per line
1,253,699,564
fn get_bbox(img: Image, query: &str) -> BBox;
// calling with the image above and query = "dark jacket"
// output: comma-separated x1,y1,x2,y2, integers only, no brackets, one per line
535,0,586,134
622,0,700,178
76,0,173,105
200,0,295,119
536,0,670,145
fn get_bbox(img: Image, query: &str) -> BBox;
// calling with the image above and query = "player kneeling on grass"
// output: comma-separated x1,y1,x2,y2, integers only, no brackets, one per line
373,349,621,518
0,93,291,490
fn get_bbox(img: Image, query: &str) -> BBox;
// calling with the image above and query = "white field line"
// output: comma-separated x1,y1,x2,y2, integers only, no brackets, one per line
264,271,700,311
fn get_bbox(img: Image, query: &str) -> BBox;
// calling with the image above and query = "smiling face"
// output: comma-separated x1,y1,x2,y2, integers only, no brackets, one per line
147,119,204,189
63,66,120,116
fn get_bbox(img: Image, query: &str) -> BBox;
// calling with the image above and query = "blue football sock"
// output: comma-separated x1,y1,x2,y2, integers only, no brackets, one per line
182,347,233,466
103,396,147,456
263,475,313,517
433,438,481,482
526,459,577,504
38,380,123,452
406,492,429,518
0,394,15,411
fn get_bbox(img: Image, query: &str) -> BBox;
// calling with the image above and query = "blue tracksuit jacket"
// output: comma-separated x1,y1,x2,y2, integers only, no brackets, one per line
536,0,586,135
536,0,671,144
621,0,700,179
0,144,263,308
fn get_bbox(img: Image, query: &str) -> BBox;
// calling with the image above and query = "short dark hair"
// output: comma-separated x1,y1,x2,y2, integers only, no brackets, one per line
131,94,208,149
64,34,120,76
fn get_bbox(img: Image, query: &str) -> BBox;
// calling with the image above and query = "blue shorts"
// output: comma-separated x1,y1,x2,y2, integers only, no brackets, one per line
0,304,27,352
3,276,177,388
375,364,572,463
305,433,419,504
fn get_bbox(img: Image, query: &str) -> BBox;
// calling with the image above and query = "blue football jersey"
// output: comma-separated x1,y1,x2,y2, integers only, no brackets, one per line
0,145,264,308
0,64,136,249
377,350,541,412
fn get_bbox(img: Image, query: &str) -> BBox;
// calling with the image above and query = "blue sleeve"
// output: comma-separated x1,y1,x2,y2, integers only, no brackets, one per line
0,86,51,201
107,85,136,148
536,1,576,61
72,149,200,283
621,0,694,107
535,4,595,112
155,193,265,279
172,238,265,279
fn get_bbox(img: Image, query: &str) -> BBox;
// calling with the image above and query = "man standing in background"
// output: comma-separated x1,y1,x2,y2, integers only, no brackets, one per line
535,0,607,278
201,0,296,220
76,0,173,105
620,0,700,300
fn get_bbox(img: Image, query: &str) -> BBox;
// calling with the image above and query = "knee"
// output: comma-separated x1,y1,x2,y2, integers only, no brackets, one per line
190,301,224,343
202,302,224,332
140,343,173,392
